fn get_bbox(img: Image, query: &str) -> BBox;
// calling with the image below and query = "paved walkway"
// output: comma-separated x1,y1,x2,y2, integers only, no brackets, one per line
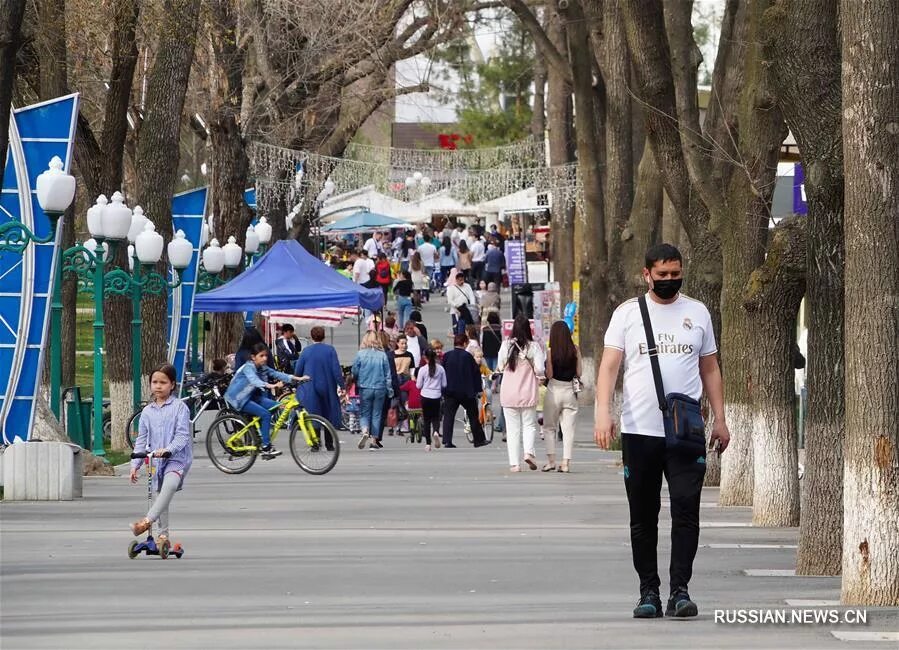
3,289,897,649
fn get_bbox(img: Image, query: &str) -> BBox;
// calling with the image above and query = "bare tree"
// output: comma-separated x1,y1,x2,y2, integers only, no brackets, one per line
840,0,899,607
0,0,26,189
762,0,845,574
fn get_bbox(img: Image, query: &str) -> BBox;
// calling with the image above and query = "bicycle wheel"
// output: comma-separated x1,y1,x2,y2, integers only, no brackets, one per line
205,413,259,474
289,412,340,475
482,404,494,443
125,409,141,449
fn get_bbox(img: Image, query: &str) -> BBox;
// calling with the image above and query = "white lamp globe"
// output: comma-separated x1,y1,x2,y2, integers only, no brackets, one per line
413,171,423,182
420,176,432,189
167,229,193,269
405,176,416,188
86,195,108,239
127,205,148,243
35,156,76,216
255,217,273,244
244,225,260,254
323,178,335,195
135,221,164,265
83,238,108,262
127,244,135,271
202,239,225,274
102,191,133,241
222,235,243,268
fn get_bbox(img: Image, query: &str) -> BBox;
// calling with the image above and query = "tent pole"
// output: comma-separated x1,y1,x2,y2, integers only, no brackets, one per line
357,310,361,347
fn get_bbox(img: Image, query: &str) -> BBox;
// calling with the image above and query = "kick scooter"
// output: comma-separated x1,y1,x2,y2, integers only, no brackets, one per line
127,450,184,560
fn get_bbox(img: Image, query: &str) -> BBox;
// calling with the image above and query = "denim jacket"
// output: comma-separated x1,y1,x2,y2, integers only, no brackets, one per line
351,348,393,397
224,362,293,410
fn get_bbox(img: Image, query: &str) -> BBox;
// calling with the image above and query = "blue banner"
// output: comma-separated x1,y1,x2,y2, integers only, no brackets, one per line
505,240,527,285
792,163,808,215
0,94,80,443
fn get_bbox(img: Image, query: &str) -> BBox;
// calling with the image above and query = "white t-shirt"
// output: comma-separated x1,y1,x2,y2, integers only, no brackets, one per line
604,293,717,437
417,242,438,267
470,239,486,262
352,257,375,283
363,237,380,258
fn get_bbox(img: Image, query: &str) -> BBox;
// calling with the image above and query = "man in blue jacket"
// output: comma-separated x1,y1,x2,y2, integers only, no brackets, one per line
441,333,489,448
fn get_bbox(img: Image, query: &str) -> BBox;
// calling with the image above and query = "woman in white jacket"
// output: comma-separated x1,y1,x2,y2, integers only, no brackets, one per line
497,313,546,472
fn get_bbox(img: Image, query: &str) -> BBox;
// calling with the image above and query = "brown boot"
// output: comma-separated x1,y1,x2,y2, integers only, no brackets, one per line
130,517,151,536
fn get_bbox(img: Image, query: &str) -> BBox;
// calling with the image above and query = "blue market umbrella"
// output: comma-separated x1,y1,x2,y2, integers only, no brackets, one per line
320,210,411,233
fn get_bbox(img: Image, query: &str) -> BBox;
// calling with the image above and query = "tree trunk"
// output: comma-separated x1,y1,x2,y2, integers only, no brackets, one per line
620,135,662,298
206,0,253,368
545,5,574,305
36,0,76,396
0,0,26,189
762,0,845,575
744,217,806,527
561,0,609,371
134,0,201,390
840,0,899,607
600,0,633,306
530,42,546,140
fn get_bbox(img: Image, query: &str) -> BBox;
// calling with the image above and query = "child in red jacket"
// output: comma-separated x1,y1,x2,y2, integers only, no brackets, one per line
399,371,425,445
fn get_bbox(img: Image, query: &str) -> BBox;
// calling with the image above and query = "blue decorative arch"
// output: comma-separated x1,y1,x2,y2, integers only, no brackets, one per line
168,187,207,385
0,94,79,443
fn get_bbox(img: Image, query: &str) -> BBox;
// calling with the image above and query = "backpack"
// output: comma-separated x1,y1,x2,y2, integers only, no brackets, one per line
377,263,390,281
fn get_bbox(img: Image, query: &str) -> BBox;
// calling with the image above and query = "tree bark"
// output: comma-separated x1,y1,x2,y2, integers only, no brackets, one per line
620,135,662,298
762,0,845,575
599,0,632,305
206,0,254,368
744,217,806,527
545,4,574,305
840,0,899,607
530,39,546,140
0,0,26,189
134,0,201,393
561,0,609,372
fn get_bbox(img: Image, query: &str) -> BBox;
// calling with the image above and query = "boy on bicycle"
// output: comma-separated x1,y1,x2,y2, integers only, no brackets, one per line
224,342,306,458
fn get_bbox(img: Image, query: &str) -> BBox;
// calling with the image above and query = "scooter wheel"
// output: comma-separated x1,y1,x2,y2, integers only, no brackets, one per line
173,543,184,558
159,539,170,559
127,540,140,559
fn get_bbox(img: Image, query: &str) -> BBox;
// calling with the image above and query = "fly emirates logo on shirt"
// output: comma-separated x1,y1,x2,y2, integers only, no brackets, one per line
638,331,695,356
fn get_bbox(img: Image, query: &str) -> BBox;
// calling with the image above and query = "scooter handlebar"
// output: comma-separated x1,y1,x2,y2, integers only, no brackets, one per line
130,450,172,459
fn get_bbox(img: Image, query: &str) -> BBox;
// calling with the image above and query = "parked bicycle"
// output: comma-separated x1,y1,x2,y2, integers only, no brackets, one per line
126,374,231,449
204,378,340,476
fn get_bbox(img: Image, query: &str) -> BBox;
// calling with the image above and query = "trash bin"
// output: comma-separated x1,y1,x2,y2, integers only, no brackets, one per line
64,387,92,449
511,283,545,319
2,441,83,500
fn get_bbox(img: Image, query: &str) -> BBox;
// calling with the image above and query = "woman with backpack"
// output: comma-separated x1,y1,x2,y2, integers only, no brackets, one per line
497,313,545,472
542,320,582,472
374,252,392,302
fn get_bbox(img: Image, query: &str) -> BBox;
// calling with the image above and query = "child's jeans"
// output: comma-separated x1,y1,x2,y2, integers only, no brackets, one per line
242,396,279,446
397,296,413,327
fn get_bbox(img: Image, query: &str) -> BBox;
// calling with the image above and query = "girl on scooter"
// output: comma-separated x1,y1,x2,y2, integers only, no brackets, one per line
129,364,192,545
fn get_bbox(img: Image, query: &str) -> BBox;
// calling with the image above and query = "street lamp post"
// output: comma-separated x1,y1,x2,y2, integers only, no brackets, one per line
109,222,192,415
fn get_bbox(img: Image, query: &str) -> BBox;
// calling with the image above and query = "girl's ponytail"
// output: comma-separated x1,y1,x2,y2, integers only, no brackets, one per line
425,348,438,378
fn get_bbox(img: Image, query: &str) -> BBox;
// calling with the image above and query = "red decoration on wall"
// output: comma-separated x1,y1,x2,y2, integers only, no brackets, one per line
438,133,474,150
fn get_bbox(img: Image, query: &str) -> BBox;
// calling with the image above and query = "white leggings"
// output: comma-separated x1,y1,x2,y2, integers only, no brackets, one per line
543,379,579,460
147,472,180,537
503,406,538,467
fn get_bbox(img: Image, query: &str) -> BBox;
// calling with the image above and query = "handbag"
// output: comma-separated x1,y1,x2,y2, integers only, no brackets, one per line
638,295,707,456
386,405,399,428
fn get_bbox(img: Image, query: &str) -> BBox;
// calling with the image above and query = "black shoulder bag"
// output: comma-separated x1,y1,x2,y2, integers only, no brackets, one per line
638,296,707,456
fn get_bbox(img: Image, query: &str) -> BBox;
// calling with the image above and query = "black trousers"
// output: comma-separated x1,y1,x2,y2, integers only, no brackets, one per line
421,397,442,438
442,393,485,446
621,433,706,595
471,261,485,283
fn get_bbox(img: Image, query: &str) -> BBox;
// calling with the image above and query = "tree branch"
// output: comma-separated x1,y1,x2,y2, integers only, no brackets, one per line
502,0,572,84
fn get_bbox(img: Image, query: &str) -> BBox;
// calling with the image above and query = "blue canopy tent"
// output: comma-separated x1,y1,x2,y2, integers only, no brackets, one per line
193,240,383,312
320,210,411,233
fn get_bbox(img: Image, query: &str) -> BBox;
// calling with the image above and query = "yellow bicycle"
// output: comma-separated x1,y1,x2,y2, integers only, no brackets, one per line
205,381,340,475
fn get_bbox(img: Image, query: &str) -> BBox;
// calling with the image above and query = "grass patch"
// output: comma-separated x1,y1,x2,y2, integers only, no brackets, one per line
103,441,131,466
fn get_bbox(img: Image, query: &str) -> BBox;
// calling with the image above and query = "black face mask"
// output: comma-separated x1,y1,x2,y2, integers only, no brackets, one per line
651,278,682,299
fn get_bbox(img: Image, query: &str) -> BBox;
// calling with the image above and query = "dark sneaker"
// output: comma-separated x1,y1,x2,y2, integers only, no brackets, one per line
633,591,663,619
371,438,383,449
666,590,698,618
260,445,282,459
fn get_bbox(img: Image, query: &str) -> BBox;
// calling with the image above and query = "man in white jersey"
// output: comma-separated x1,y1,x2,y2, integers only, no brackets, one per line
594,243,729,620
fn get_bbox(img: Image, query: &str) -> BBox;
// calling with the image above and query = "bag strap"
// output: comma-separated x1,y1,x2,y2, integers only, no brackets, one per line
638,295,668,412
